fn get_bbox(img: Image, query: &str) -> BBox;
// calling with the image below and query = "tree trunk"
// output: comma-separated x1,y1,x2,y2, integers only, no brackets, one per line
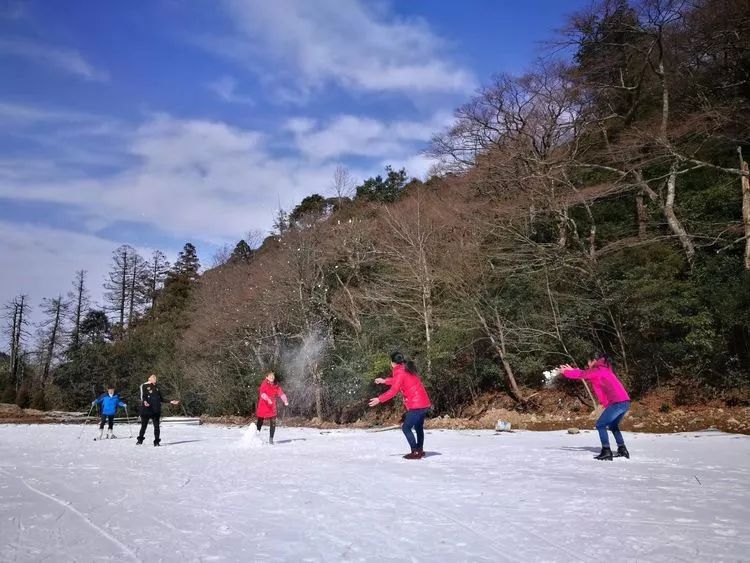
12,296,26,389
313,365,323,420
119,249,128,327
636,169,695,266
72,272,85,351
664,163,696,266
739,149,750,270
658,59,669,140
421,274,433,379
557,208,568,248
128,256,139,326
42,298,62,386
636,190,648,239
9,303,18,380
474,306,524,403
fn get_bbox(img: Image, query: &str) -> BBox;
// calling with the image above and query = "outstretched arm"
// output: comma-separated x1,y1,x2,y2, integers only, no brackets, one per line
560,364,585,379
370,372,403,407
159,388,179,405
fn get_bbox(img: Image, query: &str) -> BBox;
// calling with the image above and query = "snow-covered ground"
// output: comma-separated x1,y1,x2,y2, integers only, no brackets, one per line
1,424,748,563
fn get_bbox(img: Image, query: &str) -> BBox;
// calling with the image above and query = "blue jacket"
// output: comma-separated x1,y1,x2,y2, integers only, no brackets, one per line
94,393,126,415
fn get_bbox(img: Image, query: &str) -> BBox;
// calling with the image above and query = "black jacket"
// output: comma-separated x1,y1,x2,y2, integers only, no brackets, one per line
140,382,170,415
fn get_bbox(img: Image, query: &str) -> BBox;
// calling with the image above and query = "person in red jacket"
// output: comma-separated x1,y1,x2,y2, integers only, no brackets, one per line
255,371,288,445
369,352,431,459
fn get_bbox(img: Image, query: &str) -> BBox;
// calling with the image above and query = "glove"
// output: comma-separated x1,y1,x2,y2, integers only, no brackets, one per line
91,401,96,406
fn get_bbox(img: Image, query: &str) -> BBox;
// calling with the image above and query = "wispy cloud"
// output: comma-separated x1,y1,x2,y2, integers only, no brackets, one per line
286,112,452,161
205,0,475,96
0,101,99,124
0,110,440,242
207,75,254,105
0,37,108,81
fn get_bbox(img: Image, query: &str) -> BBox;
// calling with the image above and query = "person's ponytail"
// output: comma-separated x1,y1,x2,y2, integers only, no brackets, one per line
390,351,419,375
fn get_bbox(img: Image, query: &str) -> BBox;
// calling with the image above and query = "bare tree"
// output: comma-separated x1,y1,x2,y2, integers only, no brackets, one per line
331,164,355,203
3,295,30,389
67,270,89,352
740,148,750,270
38,296,67,387
211,244,233,268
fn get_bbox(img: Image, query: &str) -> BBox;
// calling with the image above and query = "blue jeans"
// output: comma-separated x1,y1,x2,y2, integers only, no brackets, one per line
402,408,428,451
596,401,630,447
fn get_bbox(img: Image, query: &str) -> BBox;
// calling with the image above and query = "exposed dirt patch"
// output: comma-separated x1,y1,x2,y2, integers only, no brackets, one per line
3,392,750,435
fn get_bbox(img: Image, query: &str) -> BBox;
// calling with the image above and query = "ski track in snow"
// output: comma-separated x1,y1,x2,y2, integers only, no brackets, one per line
1,425,749,562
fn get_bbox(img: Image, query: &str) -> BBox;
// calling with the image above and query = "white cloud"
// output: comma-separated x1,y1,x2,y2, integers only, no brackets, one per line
0,37,108,81
211,0,475,95
287,112,452,161
0,114,338,241
0,222,135,329
207,75,254,105
0,108,441,247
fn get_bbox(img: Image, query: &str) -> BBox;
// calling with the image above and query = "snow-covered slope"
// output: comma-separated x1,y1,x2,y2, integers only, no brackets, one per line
1,425,748,562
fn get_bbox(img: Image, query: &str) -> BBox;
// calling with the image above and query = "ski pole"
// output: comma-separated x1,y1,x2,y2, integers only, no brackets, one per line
124,405,133,438
78,402,95,440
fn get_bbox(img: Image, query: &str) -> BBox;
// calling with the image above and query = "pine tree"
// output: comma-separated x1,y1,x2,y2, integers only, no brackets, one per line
80,310,111,344
127,251,148,326
67,270,89,353
229,240,254,264
104,245,134,330
170,243,200,282
355,166,409,203
145,250,170,310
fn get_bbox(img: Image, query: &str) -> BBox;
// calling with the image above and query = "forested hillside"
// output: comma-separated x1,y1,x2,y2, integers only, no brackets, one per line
3,0,749,421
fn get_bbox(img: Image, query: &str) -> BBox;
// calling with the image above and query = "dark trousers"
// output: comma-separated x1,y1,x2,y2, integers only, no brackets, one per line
596,401,630,447
99,414,114,430
256,417,276,440
402,408,428,451
138,413,161,443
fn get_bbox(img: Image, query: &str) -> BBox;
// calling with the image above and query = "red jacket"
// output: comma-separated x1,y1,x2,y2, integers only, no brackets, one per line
256,380,287,418
378,364,431,410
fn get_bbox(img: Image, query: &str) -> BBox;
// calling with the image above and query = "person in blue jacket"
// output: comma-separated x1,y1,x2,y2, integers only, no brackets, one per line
92,385,127,440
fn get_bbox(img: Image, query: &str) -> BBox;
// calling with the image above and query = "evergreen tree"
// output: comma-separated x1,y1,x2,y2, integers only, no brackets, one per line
355,166,409,203
67,270,89,353
104,245,134,330
80,310,111,344
229,240,254,264
170,243,200,282
127,251,148,326
289,194,331,226
145,250,170,310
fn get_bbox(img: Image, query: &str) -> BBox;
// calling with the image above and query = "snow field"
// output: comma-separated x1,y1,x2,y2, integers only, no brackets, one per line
1,424,748,562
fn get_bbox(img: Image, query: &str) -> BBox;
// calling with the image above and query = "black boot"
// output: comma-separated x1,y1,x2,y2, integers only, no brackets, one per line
594,446,613,461
154,440,161,447
136,437,144,445
616,445,630,459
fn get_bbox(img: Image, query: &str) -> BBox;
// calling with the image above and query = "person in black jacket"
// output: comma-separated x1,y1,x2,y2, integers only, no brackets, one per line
136,374,179,446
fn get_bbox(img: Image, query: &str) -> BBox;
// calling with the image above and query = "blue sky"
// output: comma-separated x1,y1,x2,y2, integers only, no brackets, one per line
0,0,588,317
